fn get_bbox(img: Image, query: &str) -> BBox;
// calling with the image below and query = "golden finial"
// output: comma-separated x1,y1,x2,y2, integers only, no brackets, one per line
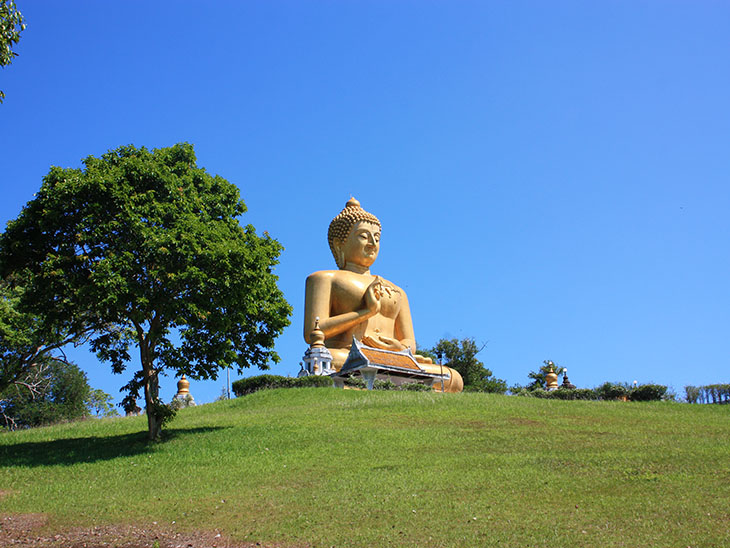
176,375,190,396
310,316,326,347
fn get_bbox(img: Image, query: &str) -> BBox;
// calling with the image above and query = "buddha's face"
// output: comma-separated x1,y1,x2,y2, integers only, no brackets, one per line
339,220,380,269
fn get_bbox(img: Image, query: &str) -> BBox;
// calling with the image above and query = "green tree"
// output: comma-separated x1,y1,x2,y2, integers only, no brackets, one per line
86,388,119,417
0,143,292,440
0,359,91,429
0,0,26,103
431,338,507,393
0,281,91,394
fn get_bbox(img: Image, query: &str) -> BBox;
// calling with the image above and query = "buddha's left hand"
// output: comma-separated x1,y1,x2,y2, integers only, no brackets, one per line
361,335,406,351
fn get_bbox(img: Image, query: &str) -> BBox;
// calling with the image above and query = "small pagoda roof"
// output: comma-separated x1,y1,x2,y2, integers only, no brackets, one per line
334,338,443,380
360,346,423,371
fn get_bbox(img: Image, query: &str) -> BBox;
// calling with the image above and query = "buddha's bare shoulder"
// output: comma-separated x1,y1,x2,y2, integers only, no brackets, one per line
305,270,353,285
307,270,380,286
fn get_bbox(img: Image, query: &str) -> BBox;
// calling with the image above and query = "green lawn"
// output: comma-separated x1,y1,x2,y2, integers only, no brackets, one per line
1,388,729,547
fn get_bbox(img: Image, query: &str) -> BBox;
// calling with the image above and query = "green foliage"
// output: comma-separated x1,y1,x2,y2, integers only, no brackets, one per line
513,382,670,402
343,375,367,389
150,401,176,428
373,379,396,391
0,359,91,429
0,282,85,395
0,143,292,440
558,388,595,400
627,383,668,402
169,394,195,411
594,382,630,401
232,374,333,396
232,374,289,395
430,338,507,393
687,384,730,404
296,375,334,389
399,382,433,392
523,387,596,400
684,385,700,404
345,376,434,391
479,376,509,394
232,374,439,395
86,388,119,417
0,0,25,103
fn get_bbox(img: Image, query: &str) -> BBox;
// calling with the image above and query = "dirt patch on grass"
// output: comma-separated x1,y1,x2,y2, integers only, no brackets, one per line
0,514,298,548
507,417,544,427
459,420,490,430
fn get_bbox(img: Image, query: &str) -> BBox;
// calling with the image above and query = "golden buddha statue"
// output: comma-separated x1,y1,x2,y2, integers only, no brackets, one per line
304,198,463,392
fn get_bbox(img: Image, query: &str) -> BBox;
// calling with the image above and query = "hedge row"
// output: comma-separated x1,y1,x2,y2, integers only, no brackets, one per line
343,376,432,391
231,374,333,396
233,375,678,402
684,384,730,404
513,382,671,402
232,374,435,396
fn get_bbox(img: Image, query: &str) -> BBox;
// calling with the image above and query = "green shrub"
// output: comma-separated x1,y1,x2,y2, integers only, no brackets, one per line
340,376,432,392
373,379,397,390
548,388,596,400
399,382,432,392
463,382,508,394
517,388,549,398
232,375,292,396
511,381,675,404
515,388,596,400
150,401,177,428
295,375,334,388
628,384,668,402
594,382,630,401
344,375,366,389
232,374,334,396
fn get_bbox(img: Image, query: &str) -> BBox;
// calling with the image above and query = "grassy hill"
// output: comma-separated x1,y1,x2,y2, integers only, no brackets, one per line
1,388,728,547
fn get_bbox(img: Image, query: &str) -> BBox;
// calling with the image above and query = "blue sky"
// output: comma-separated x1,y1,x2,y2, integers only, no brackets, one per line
2,1,729,405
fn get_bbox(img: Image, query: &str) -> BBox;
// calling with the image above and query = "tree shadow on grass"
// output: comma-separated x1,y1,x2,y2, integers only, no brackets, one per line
0,426,228,468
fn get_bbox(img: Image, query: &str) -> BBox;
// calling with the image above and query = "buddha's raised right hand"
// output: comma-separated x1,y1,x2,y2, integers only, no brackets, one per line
363,276,383,315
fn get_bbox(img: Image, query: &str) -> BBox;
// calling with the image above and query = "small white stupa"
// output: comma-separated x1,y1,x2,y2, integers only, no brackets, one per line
300,317,334,376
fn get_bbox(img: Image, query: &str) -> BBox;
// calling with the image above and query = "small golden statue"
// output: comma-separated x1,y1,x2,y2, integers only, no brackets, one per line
304,198,463,392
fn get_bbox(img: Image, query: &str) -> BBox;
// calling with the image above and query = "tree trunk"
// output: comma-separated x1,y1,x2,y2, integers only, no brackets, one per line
138,330,161,441
143,363,161,440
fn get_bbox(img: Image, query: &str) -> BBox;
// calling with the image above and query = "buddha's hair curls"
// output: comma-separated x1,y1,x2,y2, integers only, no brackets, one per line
328,197,381,269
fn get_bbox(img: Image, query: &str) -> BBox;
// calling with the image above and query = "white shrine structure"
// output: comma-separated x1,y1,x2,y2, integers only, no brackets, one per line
299,317,335,376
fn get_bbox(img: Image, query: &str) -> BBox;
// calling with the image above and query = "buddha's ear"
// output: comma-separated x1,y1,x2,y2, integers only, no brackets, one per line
333,241,345,269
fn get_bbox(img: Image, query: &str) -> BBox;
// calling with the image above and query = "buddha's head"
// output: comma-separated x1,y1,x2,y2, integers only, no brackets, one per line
328,198,382,270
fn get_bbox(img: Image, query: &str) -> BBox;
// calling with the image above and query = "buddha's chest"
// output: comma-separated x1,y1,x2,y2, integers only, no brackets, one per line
330,276,401,319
